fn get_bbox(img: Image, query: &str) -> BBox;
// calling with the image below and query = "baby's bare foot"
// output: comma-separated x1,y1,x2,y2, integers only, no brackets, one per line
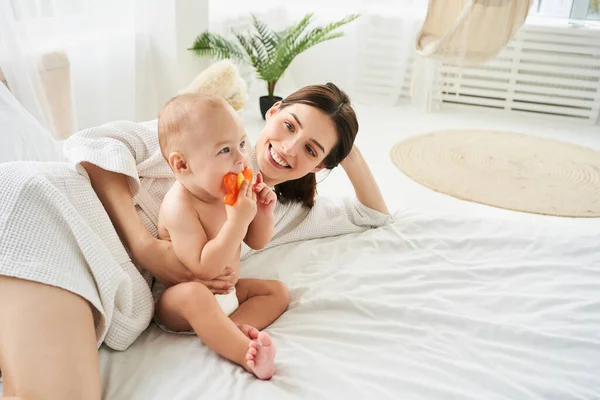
245,331,276,380
237,323,259,340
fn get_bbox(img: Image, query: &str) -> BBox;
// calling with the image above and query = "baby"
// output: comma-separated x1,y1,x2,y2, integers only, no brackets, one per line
154,93,289,379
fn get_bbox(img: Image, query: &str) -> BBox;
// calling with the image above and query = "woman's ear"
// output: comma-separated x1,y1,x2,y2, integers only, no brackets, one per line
311,163,325,173
265,101,282,120
168,152,188,174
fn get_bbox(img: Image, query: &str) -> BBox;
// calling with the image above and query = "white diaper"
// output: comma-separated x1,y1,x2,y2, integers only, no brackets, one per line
153,281,240,335
214,289,240,317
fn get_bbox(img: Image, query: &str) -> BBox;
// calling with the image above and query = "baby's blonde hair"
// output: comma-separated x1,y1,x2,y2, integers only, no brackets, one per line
158,93,230,161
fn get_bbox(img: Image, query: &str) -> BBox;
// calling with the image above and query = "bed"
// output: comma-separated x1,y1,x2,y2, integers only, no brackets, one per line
2,82,598,398
98,204,600,399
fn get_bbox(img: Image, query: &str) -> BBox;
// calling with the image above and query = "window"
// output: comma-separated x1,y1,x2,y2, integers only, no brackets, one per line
530,0,600,21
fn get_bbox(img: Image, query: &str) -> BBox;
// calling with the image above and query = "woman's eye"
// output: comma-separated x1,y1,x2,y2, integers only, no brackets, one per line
306,145,316,157
285,122,294,132
219,147,230,154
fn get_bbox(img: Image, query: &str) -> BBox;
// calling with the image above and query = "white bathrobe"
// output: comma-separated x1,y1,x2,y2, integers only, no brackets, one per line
0,120,391,351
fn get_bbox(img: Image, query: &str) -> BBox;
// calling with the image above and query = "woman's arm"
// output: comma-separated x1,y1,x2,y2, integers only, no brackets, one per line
340,146,390,215
241,148,390,260
83,164,236,292
82,162,196,284
67,122,234,291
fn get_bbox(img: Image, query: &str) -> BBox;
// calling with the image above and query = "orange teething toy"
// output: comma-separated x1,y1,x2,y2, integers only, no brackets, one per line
223,167,253,205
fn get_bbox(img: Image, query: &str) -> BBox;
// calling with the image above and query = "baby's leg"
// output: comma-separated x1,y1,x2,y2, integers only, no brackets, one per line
229,279,289,378
156,282,250,368
230,279,290,330
155,282,275,379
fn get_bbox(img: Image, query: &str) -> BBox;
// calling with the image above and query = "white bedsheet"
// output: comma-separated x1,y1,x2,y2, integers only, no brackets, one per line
99,208,600,400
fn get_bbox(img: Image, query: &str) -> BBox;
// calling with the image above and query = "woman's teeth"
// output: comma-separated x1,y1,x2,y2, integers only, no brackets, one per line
270,146,289,168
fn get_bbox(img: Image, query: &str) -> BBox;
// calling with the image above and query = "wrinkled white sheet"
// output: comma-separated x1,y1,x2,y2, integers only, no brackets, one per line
99,208,600,400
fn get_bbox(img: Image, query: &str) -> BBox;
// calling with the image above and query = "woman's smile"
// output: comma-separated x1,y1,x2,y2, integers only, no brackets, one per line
267,142,291,169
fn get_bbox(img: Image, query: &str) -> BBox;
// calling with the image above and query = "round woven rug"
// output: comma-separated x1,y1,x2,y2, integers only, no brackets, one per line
390,130,600,217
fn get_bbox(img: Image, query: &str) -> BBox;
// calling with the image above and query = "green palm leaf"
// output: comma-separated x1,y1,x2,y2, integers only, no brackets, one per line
189,13,360,99
189,32,247,62
252,14,279,58
233,33,261,69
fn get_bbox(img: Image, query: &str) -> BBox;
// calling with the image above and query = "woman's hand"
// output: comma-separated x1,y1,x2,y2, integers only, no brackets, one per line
134,238,236,294
340,146,390,215
203,268,238,294
340,144,361,168
132,236,195,285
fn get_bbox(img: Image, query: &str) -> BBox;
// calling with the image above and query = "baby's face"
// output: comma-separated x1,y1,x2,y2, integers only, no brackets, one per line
183,108,249,198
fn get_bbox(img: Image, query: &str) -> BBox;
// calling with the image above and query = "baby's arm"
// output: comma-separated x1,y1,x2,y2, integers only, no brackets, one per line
245,211,274,250
163,195,246,281
244,174,276,250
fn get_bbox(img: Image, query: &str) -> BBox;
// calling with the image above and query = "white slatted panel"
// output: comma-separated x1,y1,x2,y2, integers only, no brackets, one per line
435,24,600,124
353,14,418,104
401,55,414,98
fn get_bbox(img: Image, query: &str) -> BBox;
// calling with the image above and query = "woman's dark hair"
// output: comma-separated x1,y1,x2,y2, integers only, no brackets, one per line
274,82,358,208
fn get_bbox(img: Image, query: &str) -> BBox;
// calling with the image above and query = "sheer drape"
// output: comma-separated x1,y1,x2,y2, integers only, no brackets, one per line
0,0,158,139
0,81,63,162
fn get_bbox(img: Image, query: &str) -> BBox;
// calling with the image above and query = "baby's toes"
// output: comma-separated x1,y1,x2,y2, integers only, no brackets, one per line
245,344,257,366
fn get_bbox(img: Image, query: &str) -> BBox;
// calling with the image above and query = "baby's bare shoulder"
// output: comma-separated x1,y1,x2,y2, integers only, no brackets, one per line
160,182,198,223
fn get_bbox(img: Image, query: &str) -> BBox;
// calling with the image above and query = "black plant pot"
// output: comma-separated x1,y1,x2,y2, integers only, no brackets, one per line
260,95,282,120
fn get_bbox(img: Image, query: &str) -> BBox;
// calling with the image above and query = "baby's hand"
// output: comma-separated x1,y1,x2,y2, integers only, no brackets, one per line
226,180,257,226
253,173,276,215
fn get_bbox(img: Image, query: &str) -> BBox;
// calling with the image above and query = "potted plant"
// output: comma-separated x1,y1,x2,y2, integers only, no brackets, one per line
189,13,359,118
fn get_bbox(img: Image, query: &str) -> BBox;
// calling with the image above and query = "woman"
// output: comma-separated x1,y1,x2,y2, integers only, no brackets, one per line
0,83,389,399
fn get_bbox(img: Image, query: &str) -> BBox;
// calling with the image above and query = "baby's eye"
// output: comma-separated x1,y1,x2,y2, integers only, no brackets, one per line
285,122,294,132
219,147,230,154
239,140,246,149
305,145,316,157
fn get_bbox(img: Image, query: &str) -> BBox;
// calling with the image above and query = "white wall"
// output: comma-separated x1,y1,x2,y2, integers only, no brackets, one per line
207,1,426,107
144,0,210,110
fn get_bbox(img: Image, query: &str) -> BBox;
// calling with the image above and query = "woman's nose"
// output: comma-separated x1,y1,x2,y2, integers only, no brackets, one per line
281,138,298,156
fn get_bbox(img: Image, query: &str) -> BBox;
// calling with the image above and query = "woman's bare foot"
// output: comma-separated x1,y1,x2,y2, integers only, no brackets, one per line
245,332,276,380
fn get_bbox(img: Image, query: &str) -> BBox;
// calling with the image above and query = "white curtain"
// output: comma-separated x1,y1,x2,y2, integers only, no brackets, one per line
0,0,160,139
209,0,428,106
0,81,63,162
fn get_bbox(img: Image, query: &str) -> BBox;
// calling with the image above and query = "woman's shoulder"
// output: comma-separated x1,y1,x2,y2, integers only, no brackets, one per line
273,195,392,233
65,119,159,154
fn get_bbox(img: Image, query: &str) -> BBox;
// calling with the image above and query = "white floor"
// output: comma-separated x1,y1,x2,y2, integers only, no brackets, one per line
242,100,600,220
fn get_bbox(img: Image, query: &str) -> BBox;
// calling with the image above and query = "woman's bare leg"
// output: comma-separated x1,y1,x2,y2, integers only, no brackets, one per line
0,276,100,400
